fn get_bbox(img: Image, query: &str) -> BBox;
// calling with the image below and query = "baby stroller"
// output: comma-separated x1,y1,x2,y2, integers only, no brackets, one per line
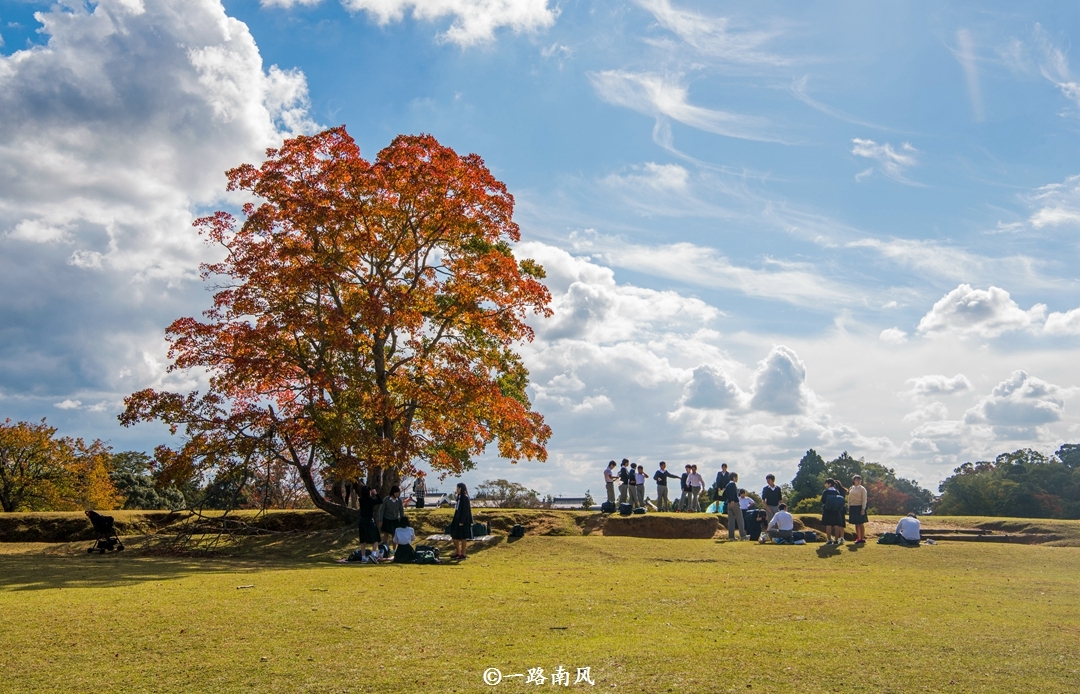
85,510,124,554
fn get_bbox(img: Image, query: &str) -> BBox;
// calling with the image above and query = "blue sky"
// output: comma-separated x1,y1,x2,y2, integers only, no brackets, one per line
4,0,1080,497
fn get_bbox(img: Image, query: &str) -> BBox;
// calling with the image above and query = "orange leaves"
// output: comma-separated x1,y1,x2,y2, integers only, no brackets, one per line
121,126,552,517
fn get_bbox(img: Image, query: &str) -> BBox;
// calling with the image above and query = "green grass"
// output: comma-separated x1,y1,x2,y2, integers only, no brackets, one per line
2,522,1080,693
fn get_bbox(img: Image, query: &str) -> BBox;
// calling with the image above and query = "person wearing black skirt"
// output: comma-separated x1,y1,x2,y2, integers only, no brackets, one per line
358,485,383,563
848,475,868,544
820,478,847,545
450,482,473,560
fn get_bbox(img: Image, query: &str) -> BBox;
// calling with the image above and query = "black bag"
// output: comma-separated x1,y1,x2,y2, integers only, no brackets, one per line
618,503,633,516
509,524,525,538
600,501,616,514
792,531,805,542
878,532,899,545
393,544,416,563
414,550,439,564
415,544,441,558
801,530,819,542
632,507,646,515
472,521,490,537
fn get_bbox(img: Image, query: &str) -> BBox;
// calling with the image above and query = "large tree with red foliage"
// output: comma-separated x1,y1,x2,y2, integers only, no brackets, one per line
120,127,552,522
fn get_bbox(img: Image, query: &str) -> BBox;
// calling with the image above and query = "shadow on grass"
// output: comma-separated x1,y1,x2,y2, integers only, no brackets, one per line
0,528,506,591
815,544,843,559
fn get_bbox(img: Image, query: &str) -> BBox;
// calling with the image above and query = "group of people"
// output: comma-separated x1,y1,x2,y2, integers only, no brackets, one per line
601,461,922,546
352,479,476,564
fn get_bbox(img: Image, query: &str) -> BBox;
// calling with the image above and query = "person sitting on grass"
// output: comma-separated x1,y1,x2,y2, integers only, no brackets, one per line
357,485,383,563
895,512,921,546
381,485,405,549
767,503,795,543
450,482,474,560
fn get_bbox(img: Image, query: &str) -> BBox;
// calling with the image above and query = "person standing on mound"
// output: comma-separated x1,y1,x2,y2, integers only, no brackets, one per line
627,460,638,506
604,460,617,505
686,465,705,512
820,478,847,545
847,475,868,544
450,483,474,560
635,464,648,507
653,461,678,511
357,485,383,563
618,459,631,505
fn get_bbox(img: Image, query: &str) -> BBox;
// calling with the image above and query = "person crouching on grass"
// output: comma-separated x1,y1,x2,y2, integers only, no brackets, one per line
381,485,405,549
847,475,868,545
358,485,382,563
450,482,474,560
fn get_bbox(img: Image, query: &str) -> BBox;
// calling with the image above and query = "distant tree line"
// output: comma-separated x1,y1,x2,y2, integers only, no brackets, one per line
934,445,1080,519
0,418,313,513
786,449,935,515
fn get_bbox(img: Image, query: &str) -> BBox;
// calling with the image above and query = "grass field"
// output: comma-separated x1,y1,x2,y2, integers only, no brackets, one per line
2,513,1079,693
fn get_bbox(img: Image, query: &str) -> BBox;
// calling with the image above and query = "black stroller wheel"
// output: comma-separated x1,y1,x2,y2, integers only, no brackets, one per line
116,544,124,552
97,547,105,554
87,547,95,554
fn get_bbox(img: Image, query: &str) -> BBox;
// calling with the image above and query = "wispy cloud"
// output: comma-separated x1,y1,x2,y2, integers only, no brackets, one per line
850,138,921,185
589,70,786,143
955,29,985,122
569,231,856,308
790,76,897,131
635,0,789,66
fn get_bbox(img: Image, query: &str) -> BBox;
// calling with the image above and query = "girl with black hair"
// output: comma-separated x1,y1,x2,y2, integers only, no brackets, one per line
821,478,847,545
357,485,383,563
450,483,473,560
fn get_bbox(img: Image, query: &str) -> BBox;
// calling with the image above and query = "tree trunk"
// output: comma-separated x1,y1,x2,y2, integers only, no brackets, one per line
295,464,359,524
366,467,400,499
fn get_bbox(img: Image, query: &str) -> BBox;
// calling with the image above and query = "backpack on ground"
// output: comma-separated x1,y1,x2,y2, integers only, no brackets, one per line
632,507,646,515
801,530,819,542
415,544,441,559
878,532,899,545
792,531,805,542
414,550,439,564
472,521,490,537
509,524,525,538
600,501,616,514
618,503,633,516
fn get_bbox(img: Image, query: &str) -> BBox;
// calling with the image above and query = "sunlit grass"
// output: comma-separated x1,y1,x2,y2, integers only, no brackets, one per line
2,523,1080,693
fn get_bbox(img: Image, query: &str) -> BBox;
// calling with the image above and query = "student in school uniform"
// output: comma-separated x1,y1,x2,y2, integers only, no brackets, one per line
761,474,783,522
653,461,679,512
603,460,617,505
847,475,869,544
618,459,631,505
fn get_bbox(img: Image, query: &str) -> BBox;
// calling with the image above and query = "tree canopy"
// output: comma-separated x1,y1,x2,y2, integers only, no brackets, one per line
788,449,933,514
120,127,552,522
935,446,1080,518
0,419,121,512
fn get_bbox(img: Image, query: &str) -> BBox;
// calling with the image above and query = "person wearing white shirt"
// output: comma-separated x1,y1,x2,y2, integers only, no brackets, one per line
685,465,705,512
634,465,647,507
603,461,617,505
895,513,921,545
767,503,795,542
738,489,753,510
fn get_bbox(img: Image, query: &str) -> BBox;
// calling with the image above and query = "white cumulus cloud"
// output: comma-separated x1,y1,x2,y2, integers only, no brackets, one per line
906,374,972,398
965,370,1064,428
916,284,1046,338
749,346,809,415
289,0,561,46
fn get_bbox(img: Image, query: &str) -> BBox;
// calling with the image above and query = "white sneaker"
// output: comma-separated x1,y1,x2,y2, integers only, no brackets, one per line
838,538,845,545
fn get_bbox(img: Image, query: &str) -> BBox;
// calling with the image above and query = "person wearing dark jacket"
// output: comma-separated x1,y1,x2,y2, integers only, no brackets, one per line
714,464,732,493
653,461,679,511
450,483,474,560
618,460,631,505
761,475,783,522
626,459,638,505
678,465,691,512
358,486,383,563
723,473,746,540
820,478,847,545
